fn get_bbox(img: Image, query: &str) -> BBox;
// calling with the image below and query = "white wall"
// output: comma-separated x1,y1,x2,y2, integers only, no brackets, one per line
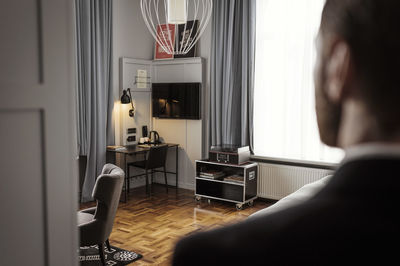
113,0,154,145
112,0,212,150
118,57,204,190
112,0,212,190
151,58,204,189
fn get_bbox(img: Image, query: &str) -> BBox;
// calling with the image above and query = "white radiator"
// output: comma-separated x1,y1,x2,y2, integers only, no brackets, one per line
258,162,333,200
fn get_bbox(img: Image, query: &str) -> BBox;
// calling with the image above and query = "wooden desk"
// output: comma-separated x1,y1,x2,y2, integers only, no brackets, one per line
106,143,179,202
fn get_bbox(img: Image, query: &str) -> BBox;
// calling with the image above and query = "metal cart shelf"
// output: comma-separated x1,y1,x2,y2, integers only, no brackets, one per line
195,159,258,210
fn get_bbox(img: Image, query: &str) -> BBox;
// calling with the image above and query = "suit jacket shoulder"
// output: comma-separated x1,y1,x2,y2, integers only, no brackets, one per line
172,158,400,265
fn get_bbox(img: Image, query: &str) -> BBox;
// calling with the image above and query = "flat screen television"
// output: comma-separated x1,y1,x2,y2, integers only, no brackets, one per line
152,82,201,119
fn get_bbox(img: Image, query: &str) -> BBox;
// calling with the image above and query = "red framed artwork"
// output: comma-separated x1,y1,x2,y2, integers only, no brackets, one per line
154,24,176,60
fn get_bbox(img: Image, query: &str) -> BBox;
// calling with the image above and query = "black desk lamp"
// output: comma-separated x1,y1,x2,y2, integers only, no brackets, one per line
121,88,135,117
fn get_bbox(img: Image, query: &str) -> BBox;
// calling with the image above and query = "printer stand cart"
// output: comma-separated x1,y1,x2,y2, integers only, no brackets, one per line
195,159,258,210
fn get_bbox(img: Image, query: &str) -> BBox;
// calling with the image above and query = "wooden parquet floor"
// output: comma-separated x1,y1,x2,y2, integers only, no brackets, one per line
80,184,272,265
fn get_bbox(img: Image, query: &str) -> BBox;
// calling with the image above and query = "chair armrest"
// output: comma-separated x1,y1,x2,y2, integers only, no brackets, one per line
80,206,97,215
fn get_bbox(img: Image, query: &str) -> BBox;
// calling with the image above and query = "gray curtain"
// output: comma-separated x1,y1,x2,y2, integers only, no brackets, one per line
209,0,256,153
76,0,113,202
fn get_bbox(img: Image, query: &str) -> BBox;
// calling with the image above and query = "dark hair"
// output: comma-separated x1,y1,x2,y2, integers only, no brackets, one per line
321,0,400,133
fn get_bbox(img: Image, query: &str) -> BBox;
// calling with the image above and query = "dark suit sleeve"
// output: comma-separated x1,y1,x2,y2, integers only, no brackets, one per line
172,222,247,266
171,200,325,266
172,233,203,266
171,215,288,266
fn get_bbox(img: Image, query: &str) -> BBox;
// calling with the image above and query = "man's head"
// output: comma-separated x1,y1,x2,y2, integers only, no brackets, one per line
314,0,400,148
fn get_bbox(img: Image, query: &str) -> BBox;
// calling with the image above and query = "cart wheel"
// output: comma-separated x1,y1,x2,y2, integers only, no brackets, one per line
247,200,254,207
236,203,243,210
195,196,201,201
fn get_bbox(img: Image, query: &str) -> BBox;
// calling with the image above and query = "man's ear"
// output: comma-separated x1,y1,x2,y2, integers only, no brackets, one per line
325,40,352,103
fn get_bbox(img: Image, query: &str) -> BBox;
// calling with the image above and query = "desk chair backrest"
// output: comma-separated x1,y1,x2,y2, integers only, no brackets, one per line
146,144,169,169
91,163,124,242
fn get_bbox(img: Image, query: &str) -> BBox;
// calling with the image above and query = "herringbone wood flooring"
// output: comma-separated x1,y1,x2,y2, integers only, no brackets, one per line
80,184,272,265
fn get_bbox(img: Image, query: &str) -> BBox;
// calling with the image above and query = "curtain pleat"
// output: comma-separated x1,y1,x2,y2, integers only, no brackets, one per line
75,0,113,202
209,0,256,152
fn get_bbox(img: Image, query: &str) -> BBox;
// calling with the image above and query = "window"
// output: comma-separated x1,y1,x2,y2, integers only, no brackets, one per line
254,0,344,163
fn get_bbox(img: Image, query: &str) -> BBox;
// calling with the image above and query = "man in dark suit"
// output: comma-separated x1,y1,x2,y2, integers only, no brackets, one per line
172,0,400,265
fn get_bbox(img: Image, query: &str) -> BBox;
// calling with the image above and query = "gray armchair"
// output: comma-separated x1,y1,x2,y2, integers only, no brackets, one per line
77,163,124,265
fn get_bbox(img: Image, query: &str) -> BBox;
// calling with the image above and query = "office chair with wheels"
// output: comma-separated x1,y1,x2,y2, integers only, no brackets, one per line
127,144,169,197
77,163,124,266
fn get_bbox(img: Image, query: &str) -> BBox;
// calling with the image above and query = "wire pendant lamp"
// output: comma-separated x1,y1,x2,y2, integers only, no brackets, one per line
140,0,213,55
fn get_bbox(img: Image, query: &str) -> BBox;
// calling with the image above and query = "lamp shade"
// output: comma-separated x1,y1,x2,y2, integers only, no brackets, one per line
167,0,187,24
121,90,131,104
141,0,212,55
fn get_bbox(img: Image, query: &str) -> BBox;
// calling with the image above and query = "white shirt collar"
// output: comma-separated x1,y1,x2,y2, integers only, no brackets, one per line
341,142,400,165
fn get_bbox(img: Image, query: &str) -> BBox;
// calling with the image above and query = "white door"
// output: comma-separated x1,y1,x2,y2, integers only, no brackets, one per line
0,0,78,265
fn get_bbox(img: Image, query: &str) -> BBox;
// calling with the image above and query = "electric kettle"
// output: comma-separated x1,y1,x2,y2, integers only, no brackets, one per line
149,131,160,144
